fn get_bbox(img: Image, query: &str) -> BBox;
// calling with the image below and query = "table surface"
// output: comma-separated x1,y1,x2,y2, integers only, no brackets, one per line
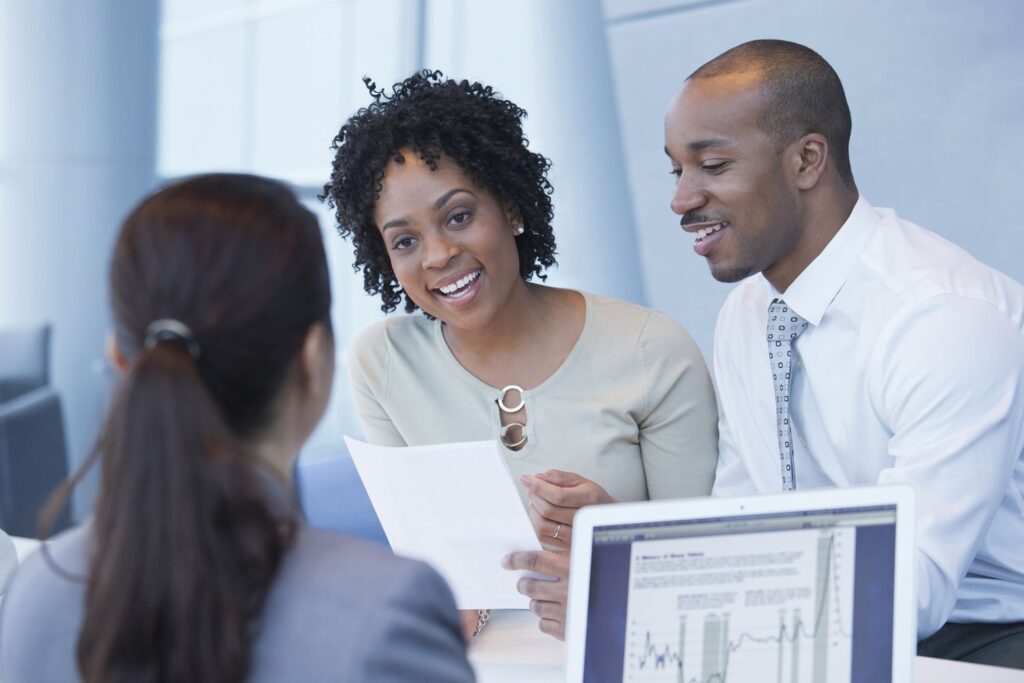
7,539,1023,682
470,610,1024,683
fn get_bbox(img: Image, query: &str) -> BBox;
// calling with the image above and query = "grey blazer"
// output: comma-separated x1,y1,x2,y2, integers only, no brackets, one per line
0,524,475,683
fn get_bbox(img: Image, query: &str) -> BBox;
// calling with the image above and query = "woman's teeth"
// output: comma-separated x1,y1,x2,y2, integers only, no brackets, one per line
438,270,480,295
695,223,725,242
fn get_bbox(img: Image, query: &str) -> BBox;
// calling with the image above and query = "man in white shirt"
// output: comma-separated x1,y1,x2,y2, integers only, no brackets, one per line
665,38,1024,668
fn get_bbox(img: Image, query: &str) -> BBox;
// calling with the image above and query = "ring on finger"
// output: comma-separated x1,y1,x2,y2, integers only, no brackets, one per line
552,522,562,539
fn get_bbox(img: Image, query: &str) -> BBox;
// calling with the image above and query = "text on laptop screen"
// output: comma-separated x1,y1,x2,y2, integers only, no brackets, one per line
583,505,897,683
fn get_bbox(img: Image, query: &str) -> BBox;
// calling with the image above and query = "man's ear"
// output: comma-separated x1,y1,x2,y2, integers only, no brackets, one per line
106,332,128,373
298,322,334,400
791,133,829,191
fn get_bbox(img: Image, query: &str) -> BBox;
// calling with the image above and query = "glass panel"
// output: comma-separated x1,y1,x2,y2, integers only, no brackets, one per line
162,0,250,27
158,24,249,176
341,0,419,112
158,0,418,445
249,2,346,183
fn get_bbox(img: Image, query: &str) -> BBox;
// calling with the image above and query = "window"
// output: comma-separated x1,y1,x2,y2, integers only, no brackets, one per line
159,0,423,448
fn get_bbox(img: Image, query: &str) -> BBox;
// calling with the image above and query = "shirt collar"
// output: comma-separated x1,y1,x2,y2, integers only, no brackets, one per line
762,195,878,325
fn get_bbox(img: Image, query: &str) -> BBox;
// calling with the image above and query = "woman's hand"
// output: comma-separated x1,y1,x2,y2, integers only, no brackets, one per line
521,470,615,550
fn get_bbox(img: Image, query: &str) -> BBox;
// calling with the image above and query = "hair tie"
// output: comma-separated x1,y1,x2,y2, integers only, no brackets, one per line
143,319,201,360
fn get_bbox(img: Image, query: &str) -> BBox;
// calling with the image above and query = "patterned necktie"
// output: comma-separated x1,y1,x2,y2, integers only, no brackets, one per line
766,299,809,491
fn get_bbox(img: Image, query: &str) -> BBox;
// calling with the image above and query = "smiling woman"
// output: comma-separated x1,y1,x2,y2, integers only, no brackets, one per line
374,153,526,331
322,71,720,640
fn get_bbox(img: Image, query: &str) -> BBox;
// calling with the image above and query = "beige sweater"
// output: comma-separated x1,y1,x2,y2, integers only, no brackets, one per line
345,292,718,503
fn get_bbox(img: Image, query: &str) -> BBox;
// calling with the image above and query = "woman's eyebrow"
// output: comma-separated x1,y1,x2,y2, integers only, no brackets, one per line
381,188,478,232
381,217,409,232
433,188,475,211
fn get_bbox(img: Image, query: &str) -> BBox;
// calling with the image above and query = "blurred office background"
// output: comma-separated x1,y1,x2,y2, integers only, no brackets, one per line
0,0,1021,525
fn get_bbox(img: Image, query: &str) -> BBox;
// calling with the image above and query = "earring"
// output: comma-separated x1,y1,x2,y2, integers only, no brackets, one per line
513,224,525,236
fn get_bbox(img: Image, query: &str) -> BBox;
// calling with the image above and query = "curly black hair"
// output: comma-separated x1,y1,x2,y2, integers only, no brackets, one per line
321,70,557,314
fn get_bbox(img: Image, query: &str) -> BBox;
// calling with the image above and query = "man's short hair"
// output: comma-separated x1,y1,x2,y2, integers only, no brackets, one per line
689,39,854,187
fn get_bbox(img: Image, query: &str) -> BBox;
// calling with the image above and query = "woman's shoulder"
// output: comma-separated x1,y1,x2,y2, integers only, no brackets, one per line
0,526,90,682
581,291,701,355
345,315,442,394
4,525,89,594
263,529,462,655
266,529,470,682
348,314,439,363
282,528,448,604
289,527,400,567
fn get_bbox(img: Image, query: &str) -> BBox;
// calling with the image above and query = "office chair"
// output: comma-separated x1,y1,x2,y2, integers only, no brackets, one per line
0,325,72,537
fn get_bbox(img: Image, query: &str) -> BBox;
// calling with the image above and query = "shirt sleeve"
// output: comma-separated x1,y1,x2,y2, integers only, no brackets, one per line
710,300,759,497
356,561,475,683
344,323,407,447
710,396,759,497
869,294,1024,638
636,311,719,499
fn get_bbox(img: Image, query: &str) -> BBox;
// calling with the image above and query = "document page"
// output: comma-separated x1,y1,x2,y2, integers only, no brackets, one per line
623,527,855,682
344,437,542,609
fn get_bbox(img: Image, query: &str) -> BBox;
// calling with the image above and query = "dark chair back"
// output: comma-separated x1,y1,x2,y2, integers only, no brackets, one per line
0,324,72,536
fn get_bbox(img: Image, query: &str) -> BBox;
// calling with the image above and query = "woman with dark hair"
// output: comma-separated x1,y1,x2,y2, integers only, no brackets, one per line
0,174,474,683
323,72,719,639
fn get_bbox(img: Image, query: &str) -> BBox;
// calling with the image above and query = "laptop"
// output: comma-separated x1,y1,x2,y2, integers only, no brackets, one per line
564,486,915,683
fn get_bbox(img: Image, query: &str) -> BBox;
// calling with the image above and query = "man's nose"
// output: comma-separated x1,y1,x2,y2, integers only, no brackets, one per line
670,175,707,216
422,231,460,269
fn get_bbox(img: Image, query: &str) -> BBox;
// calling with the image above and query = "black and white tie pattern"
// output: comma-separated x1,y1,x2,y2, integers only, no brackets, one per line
767,299,809,491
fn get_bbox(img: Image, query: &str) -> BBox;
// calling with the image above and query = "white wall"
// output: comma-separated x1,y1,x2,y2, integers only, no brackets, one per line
0,0,160,517
605,0,1024,358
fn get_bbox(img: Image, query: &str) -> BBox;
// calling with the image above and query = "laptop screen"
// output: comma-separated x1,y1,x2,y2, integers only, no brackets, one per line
582,504,897,683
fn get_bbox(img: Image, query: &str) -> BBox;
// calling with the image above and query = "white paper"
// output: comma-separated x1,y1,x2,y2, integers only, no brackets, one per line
344,436,543,609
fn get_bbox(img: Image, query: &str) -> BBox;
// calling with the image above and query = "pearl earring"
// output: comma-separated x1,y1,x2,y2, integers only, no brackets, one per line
513,224,525,236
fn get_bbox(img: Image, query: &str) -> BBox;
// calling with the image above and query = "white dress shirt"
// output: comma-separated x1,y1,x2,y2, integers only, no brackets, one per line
711,196,1024,639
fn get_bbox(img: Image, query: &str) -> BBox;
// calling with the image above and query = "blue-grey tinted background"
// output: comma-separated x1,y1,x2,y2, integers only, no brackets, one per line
1,0,1021,519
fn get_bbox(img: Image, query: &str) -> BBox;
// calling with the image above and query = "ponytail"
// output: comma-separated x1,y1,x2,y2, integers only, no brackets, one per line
77,342,294,683
37,173,329,681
